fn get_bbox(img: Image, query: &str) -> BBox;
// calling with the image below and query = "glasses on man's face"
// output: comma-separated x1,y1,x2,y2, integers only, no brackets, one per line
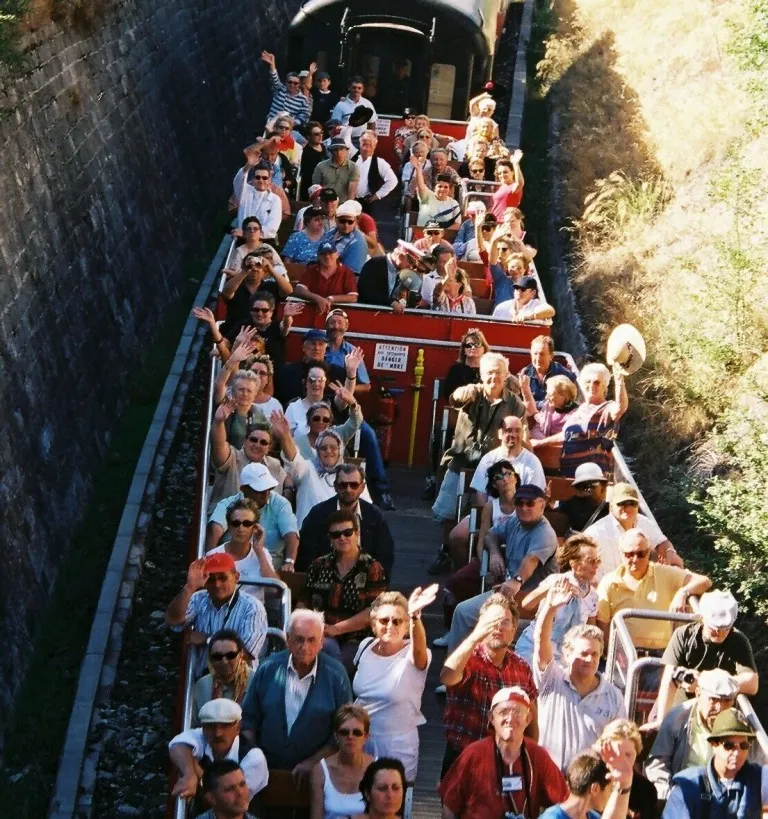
617,500,639,509
337,218,355,225
336,480,361,490
210,650,241,662
254,175,270,181
287,80,300,86
721,740,751,751
623,549,649,560
230,519,257,528
329,527,355,539
337,727,365,737
277,124,291,131
247,436,270,446
377,616,404,627
251,306,271,314
514,499,538,508
425,229,442,236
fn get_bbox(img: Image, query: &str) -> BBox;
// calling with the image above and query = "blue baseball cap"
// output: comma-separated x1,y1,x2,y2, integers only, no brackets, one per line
514,484,546,501
303,329,328,343
318,241,337,254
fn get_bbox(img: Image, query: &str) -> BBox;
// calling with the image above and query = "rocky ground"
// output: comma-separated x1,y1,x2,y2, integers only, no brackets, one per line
91,352,207,817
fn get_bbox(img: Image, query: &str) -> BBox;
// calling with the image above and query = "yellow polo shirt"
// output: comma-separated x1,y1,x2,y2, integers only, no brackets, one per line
596,563,688,650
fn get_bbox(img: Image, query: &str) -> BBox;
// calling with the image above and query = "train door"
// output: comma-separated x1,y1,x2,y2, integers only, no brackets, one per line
345,24,430,116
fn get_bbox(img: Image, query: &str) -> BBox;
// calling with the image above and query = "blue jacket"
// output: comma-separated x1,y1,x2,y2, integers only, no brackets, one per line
241,649,352,769
664,760,766,819
321,228,368,274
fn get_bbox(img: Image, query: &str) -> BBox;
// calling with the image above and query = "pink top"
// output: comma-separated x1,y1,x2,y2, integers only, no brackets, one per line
490,183,523,221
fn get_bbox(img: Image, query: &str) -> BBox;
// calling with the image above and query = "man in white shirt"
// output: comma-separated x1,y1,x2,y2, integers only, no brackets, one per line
331,75,378,141
354,132,398,210
169,699,269,801
492,275,555,322
238,165,283,241
533,578,626,771
584,482,681,578
470,415,546,498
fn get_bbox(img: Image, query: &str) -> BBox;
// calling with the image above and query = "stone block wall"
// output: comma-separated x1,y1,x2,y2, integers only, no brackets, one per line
0,0,301,734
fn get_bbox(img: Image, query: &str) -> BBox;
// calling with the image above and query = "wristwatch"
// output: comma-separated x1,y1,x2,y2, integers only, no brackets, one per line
283,557,295,565
513,575,523,585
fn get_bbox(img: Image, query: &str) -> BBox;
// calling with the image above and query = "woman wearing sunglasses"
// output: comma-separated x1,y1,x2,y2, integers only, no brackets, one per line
191,629,254,727
352,587,438,785
207,498,280,599
310,704,373,819
295,400,362,460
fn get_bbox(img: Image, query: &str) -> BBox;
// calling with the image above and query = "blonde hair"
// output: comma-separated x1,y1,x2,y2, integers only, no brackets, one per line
370,591,408,619
598,719,642,755
546,374,578,403
480,351,510,375
333,703,371,734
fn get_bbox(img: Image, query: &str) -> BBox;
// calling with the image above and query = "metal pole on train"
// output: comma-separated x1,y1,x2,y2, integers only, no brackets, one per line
426,378,440,478
407,348,425,467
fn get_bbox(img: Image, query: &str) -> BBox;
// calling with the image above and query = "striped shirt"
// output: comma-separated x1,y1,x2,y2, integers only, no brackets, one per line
285,656,318,732
268,71,310,125
173,589,268,677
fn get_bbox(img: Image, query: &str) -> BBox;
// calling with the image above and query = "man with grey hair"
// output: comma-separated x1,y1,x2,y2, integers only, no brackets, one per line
430,351,525,574
533,577,625,770
241,608,352,785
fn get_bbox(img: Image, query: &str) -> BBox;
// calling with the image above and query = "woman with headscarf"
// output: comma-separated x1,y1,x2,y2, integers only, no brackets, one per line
191,629,254,726
270,411,372,526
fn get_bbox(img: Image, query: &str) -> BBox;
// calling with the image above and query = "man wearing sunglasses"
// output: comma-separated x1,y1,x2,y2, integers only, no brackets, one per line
663,710,768,818
206,462,299,573
584,482,681,578
297,463,394,576
555,461,610,532
440,484,558,655
318,199,368,273
596,529,711,654
238,163,283,242
260,50,310,126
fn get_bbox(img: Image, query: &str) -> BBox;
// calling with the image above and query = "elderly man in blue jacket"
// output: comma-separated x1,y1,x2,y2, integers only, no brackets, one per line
240,609,351,789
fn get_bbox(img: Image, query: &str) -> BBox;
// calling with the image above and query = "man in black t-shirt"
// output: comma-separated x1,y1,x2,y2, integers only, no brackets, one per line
650,589,758,729
555,462,610,532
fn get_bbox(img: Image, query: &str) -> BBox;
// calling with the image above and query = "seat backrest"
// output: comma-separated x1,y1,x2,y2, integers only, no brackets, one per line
474,297,493,315
278,571,306,610
462,261,487,280
257,769,311,808
547,476,576,503
285,262,307,284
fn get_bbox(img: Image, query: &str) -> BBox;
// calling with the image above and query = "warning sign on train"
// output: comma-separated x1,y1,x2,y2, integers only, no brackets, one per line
375,119,391,137
373,343,409,372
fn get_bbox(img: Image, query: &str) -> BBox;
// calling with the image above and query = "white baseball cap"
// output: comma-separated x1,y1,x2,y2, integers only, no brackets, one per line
240,462,278,492
491,686,531,710
699,590,739,630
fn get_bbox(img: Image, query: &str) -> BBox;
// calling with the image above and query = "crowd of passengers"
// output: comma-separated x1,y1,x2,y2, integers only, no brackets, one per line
168,55,766,819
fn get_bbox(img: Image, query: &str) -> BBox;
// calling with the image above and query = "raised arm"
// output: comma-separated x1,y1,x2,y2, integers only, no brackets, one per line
533,579,576,672
410,155,429,199
519,373,537,417
440,606,504,686
271,410,298,463
211,400,236,468
408,584,439,671
165,559,207,627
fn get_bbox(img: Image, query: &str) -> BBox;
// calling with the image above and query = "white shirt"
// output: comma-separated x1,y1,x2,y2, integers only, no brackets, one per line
419,271,442,304
230,243,287,279
168,730,269,798
470,445,546,494
584,513,667,579
285,655,318,733
331,96,378,138
353,639,431,781
284,449,372,527
492,297,544,322
285,397,313,436
207,545,266,601
534,661,626,771
355,155,398,199
238,187,283,239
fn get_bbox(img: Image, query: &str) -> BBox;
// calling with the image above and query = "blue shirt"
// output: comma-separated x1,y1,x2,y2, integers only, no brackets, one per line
540,809,600,819
326,339,370,384
282,230,323,263
491,263,514,307
664,760,768,819
489,515,558,589
520,361,578,407
321,228,368,274
208,491,299,557
455,218,474,245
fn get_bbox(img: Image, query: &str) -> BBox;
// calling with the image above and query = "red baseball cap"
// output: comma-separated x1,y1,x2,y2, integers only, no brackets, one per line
203,553,237,574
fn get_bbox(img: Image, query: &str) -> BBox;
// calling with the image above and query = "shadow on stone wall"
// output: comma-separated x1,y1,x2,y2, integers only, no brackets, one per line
0,0,302,734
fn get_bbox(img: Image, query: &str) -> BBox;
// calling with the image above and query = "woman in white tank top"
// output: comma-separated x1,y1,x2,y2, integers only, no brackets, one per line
310,705,373,819
477,459,519,556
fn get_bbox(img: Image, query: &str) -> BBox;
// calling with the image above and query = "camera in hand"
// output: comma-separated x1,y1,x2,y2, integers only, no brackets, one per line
673,667,696,686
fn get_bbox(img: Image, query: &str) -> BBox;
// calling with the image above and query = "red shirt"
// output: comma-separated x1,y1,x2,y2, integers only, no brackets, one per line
444,644,537,751
439,736,568,819
491,182,524,221
300,262,358,298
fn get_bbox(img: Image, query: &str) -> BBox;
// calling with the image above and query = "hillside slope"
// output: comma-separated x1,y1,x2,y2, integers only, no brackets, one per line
539,0,768,612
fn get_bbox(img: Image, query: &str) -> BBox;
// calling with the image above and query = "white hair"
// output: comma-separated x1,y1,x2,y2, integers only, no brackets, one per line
577,362,611,391
287,609,325,634
480,351,510,375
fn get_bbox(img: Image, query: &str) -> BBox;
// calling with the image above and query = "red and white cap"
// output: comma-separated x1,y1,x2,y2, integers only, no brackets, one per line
491,686,531,710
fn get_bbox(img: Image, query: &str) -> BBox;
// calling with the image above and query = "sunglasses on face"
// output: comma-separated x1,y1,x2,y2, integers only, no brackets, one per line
251,306,271,313
337,218,355,225
721,740,751,751
277,125,291,130
286,80,300,85
463,341,482,349
493,470,515,481
617,500,639,508
307,375,326,384
247,437,270,445
210,650,241,662
580,556,602,565
230,519,257,528
253,175,270,181
337,727,365,737
377,616,404,627
336,480,361,490
514,499,538,507
425,229,442,236
623,550,649,560
329,527,355,539
311,414,332,423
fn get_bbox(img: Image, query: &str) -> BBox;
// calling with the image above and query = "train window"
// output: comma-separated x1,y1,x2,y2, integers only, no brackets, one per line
348,27,427,115
427,63,456,120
